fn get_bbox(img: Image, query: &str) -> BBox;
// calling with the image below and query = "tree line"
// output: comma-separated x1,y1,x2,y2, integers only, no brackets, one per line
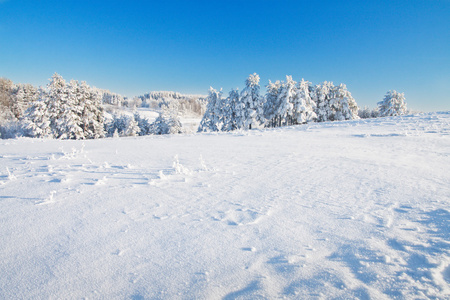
198,73,408,132
0,73,408,139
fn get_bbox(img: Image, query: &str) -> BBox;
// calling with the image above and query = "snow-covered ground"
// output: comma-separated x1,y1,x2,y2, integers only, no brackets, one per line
1,112,449,299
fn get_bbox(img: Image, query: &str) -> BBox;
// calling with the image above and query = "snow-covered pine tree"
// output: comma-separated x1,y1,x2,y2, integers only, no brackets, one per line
124,115,141,137
239,73,265,129
46,73,69,138
378,90,407,117
263,80,282,128
79,81,105,139
10,83,38,120
106,113,127,137
275,75,297,126
293,79,317,124
198,87,222,132
215,93,229,131
311,81,334,122
57,79,84,139
328,84,359,121
150,110,184,135
22,88,53,138
133,112,152,136
0,78,15,122
222,89,240,132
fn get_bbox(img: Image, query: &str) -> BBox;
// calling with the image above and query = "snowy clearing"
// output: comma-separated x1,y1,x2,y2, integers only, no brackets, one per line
1,112,449,299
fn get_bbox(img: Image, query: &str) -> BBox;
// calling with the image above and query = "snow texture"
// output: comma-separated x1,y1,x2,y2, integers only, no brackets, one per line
0,112,449,299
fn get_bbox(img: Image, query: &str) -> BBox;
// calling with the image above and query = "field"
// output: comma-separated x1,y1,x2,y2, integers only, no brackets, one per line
1,112,449,299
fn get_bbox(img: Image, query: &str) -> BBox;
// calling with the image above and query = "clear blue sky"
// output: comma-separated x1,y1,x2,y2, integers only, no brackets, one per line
1,0,449,111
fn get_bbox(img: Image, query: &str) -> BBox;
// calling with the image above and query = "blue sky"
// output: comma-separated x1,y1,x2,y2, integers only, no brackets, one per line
1,0,449,111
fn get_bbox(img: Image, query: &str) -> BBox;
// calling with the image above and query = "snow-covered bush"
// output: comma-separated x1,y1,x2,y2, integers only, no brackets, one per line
378,90,407,117
358,106,380,119
0,120,24,139
151,111,184,135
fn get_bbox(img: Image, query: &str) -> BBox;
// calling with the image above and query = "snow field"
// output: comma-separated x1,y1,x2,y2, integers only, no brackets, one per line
0,112,449,299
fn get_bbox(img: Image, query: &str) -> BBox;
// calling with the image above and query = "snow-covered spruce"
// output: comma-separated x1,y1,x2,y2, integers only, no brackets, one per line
266,76,317,127
150,104,184,135
197,87,223,132
238,73,265,130
378,90,408,117
21,73,106,140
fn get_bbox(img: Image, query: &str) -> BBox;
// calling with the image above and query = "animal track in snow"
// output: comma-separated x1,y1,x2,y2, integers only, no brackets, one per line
213,207,272,226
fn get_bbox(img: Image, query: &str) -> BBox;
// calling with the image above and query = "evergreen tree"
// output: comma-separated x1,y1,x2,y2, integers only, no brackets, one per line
275,75,297,126
239,73,265,129
22,88,53,138
79,81,105,139
264,80,282,128
198,87,222,132
311,81,334,122
328,84,359,121
124,115,141,136
106,113,128,137
10,83,38,120
47,73,68,138
151,110,184,135
0,78,15,122
133,112,152,136
293,79,317,124
57,79,84,139
222,89,240,132
378,90,407,117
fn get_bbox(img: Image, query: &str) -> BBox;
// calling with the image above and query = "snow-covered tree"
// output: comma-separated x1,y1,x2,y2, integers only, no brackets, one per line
124,115,141,137
22,88,53,138
275,75,297,126
358,106,379,119
79,81,105,139
198,87,223,132
9,83,38,120
0,78,15,122
294,79,317,124
222,89,240,132
239,73,265,129
151,110,184,135
311,81,334,122
133,112,152,136
327,84,359,121
105,113,128,137
378,90,407,117
47,73,69,138
264,80,282,128
265,77,316,127
311,82,358,122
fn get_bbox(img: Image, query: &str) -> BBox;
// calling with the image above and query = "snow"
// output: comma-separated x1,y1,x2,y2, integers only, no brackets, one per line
1,112,449,299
